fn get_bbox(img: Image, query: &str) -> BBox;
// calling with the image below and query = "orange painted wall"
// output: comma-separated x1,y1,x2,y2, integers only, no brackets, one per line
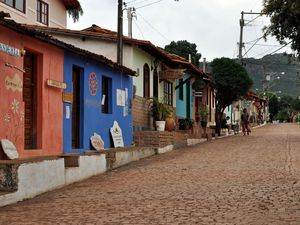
0,25,64,159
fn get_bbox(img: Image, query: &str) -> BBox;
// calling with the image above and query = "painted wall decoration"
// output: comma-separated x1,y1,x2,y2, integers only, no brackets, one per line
89,72,98,96
5,74,23,92
1,139,19,159
110,121,124,148
90,133,105,151
3,99,24,146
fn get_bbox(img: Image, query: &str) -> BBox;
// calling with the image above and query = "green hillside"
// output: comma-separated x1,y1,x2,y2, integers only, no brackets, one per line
243,54,300,98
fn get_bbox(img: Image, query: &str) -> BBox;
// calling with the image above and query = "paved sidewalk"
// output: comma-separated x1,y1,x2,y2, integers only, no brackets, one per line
1,124,300,225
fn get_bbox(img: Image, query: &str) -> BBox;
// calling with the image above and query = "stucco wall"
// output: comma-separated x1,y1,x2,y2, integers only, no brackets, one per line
63,51,133,153
0,25,64,159
0,0,67,28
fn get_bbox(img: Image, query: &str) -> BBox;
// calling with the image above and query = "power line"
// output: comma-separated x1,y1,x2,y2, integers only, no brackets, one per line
136,11,170,42
136,0,163,9
268,41,292,55
243,36,264,57
133,19,145,39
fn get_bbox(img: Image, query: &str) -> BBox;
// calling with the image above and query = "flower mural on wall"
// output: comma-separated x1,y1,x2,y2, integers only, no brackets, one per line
89,72,98,96
3,99,24,146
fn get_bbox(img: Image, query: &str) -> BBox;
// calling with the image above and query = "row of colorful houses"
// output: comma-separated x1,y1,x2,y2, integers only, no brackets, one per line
0,0,215,160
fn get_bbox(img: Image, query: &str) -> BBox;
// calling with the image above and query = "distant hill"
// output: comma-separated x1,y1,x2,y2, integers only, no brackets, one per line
243,54,300,98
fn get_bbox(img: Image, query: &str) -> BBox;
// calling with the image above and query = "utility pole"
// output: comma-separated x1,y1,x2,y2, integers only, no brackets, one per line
117,0,123,65
238,11,266,64
238,11,244,64
127,7,135,38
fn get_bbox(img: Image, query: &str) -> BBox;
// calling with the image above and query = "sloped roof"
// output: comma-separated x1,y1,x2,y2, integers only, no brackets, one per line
245,91,266,102
0,18,136,76
61,0,81,10
28,24,209,81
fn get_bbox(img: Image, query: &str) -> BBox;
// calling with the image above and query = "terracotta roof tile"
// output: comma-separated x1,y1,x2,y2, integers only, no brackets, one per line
0,18,136,76
24,24,210,81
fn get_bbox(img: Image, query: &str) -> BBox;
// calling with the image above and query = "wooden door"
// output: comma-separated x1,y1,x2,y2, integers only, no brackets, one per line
153,68,158,98
143,64,150,98
23,52,37,149
72,67,81,149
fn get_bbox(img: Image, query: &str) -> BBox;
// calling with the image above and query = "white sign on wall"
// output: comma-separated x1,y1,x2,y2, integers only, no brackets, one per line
90,133,105,151
117,89,126,107
110,121,124,148
1,139,19,160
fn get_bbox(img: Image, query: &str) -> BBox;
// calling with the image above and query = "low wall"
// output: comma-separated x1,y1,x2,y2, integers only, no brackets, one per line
106,147,156,169
134,131,188,148
65,155,106,185
0,147,157,207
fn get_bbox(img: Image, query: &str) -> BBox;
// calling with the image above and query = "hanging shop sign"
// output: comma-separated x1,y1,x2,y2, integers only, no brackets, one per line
110,121,124,148
47,79,67,89
159,69,186,80
89,72,98,96
5,74,23,92
0,42,20,57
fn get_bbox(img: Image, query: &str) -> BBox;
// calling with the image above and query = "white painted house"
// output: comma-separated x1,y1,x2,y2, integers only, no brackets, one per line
0,0,81,28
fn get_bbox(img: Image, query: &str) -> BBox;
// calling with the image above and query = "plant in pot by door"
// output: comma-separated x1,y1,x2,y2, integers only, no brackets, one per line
178,118,194,130
200,106,208,128
148,97,172,131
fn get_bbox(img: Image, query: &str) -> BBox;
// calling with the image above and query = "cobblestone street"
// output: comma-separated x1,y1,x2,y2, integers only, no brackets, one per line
1,124,300,225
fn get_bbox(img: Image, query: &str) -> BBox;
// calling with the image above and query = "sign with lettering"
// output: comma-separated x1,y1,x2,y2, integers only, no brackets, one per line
62,92,73,103
0,42,20,57
1,139,19,160
90,133,105,151
5,74,23,92
159,69,186,80
47,79,67,89
110,121,124,148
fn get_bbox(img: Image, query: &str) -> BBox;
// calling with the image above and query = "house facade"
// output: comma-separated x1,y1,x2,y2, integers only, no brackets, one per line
0,0,80,28
63,51,134,154
0,18,64,159
0,18,135,159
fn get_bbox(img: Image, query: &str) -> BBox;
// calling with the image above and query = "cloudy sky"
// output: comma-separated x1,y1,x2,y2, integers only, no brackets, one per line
67,0,292,62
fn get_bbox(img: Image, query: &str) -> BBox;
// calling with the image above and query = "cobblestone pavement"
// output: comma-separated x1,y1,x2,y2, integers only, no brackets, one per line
1,124,300,225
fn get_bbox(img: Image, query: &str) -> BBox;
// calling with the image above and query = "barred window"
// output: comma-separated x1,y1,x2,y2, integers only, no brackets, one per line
37,0,48,25
164,81,173,106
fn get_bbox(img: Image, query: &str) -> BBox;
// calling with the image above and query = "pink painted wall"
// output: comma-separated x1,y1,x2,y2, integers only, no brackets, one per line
0,25,64,159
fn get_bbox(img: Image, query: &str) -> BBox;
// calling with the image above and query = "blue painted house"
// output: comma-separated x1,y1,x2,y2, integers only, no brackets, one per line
176,74,194,119
63,50,135,154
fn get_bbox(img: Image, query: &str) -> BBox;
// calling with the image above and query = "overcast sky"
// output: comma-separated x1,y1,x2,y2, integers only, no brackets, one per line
67,0,292,62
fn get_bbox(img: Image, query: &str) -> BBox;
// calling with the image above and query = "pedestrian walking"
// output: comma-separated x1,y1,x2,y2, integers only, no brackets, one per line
241,108,251,135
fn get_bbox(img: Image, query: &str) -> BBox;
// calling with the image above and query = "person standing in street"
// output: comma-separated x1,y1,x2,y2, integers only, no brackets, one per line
241,108,251,135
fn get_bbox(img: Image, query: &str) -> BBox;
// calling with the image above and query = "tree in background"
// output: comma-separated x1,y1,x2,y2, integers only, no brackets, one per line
67,1,83,22
211,58,253,135
268,94,279,122
263,0,300,56
164,40,202,66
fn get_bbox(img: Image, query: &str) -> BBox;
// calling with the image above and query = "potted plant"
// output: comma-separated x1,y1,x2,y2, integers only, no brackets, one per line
199,106,208,128
178,118,194,130
147,97,172,131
